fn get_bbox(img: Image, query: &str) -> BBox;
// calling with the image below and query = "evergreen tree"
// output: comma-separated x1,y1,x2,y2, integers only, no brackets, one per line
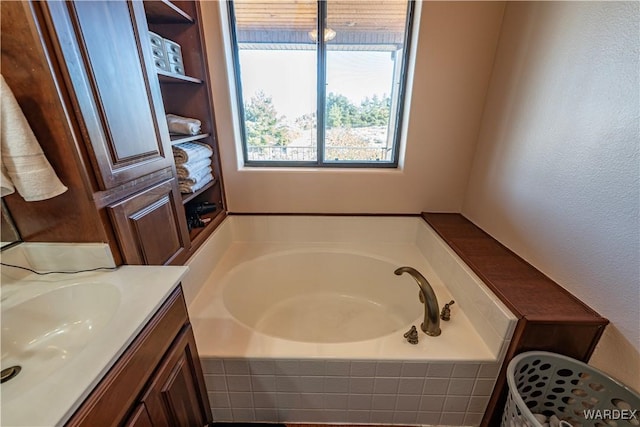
244,91,290,146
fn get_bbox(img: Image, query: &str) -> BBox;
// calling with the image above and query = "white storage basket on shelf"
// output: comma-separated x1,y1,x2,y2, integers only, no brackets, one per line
502,351,640,427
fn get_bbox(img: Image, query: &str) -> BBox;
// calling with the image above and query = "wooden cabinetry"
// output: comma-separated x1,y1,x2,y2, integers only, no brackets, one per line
66,286,212,427
0,0,226,265
142,0,227,262
44,0,174,190
421,213,608,427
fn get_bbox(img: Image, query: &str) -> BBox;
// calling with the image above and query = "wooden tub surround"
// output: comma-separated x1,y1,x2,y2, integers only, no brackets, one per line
421,213,608,427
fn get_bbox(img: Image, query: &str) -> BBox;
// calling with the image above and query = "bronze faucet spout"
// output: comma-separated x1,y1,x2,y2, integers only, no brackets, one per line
394,266,441,336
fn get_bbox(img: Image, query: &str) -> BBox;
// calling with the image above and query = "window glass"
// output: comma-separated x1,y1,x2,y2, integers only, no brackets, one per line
230,0,413,166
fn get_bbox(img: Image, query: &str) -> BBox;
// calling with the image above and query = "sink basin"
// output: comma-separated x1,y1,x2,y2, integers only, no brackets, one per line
1,283,121,397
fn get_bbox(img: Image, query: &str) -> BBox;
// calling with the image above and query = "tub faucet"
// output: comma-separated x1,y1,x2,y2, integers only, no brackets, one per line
394,266,441,336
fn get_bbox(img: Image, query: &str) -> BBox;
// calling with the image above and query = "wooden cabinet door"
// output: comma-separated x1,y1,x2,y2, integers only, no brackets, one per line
141,325,212,427
107,179,189,265
43,1,173,190
123,403,154,427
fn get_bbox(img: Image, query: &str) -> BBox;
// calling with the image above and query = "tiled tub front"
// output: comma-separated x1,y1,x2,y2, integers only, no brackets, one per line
203,358,500,425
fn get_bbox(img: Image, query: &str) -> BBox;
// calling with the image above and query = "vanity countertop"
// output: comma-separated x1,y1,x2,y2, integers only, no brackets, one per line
0,264,189,427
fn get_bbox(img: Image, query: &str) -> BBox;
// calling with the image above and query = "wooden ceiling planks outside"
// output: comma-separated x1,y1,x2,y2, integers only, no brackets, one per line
233,0,408,35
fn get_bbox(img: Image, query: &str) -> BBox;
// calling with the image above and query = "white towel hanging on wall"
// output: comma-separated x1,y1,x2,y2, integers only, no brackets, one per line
1,75,67,201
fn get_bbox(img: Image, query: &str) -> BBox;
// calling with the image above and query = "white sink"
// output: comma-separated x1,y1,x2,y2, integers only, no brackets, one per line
1,283,121,397
0,265,188,427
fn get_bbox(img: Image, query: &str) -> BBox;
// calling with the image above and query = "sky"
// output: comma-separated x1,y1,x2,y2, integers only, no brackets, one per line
238,49,395,120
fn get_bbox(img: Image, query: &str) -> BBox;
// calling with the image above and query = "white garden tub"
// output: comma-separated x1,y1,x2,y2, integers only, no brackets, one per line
186,215,518,426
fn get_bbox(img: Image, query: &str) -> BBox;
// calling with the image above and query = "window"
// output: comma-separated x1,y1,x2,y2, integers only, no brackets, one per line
228,0,415,167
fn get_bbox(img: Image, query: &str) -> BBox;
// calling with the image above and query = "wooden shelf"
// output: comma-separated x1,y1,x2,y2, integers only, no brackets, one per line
157,69,202,84
188,209,226,243
170,133,210,146
144,0,193,24
180,178,216,204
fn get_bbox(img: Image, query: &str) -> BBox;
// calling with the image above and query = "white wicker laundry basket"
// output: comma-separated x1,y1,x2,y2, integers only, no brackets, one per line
502,351,640,427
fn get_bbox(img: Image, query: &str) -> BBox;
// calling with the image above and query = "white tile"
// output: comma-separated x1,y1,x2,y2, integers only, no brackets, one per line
420,395,445,411
395,394,421,411
298,376,324,393
371,394,397,410
347,394,372,410
276,375,301,392
427,363,454,377
478,363,501,378
248,359,275,375
231,408,255,422
417,411,441,425
444,395,469,412
200,358,224,374
350,377,374,393
473,378,497,396
441,411,466,425
299,393,324,410
251,375,276,392
452,363,480,378
254,409,279,422
448,378,475,396
324,376,349,393
375,361,403,377
227,375,251,391
392,410,418,424
348,410,371,423
299,360,325,376
274,359,300,375
465,412,484,426
323,393,349,409
252,392,277,408
204,375,227,391
401,361,429,377
370,411,395,424
350,361,376,376
325,360,350,375
212,408,232,421
398,377,425,394
277,392,301,408
467,396,489,413
228,392,253,407
373,377,399,394
207,392,229,408
319,410,348,423
423,377,450,395
224,359,249,374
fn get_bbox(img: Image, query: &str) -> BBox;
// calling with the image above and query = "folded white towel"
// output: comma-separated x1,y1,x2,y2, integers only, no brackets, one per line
179,172,213,194
172,141,212,165
1,75,68,201
166,113,201,136
176,157,211,180
178,166,212,187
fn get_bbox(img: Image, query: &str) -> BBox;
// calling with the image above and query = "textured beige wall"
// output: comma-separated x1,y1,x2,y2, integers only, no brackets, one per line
201,1,505,213
462,2,640,391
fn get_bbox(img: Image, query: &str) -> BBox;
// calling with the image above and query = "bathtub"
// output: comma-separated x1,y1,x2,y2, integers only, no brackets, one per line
186,215,518,426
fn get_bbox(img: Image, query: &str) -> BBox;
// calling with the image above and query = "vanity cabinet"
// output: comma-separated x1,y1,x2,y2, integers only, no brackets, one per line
66,286,212,427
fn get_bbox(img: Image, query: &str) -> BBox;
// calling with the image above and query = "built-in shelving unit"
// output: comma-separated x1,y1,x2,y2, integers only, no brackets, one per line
157,69,202,84
170,133,210,145
143,0,226,264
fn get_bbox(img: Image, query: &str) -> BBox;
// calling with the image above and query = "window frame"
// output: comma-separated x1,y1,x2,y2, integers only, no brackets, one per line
227,0,416,168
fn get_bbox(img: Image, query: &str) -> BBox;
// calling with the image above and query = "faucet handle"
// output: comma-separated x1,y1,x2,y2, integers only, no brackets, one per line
440,300,455,321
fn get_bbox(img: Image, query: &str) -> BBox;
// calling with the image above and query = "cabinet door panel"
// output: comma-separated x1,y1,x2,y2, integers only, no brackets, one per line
108,179,189,265
123,403,154,427
142,325,212,427
45,1,172,189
